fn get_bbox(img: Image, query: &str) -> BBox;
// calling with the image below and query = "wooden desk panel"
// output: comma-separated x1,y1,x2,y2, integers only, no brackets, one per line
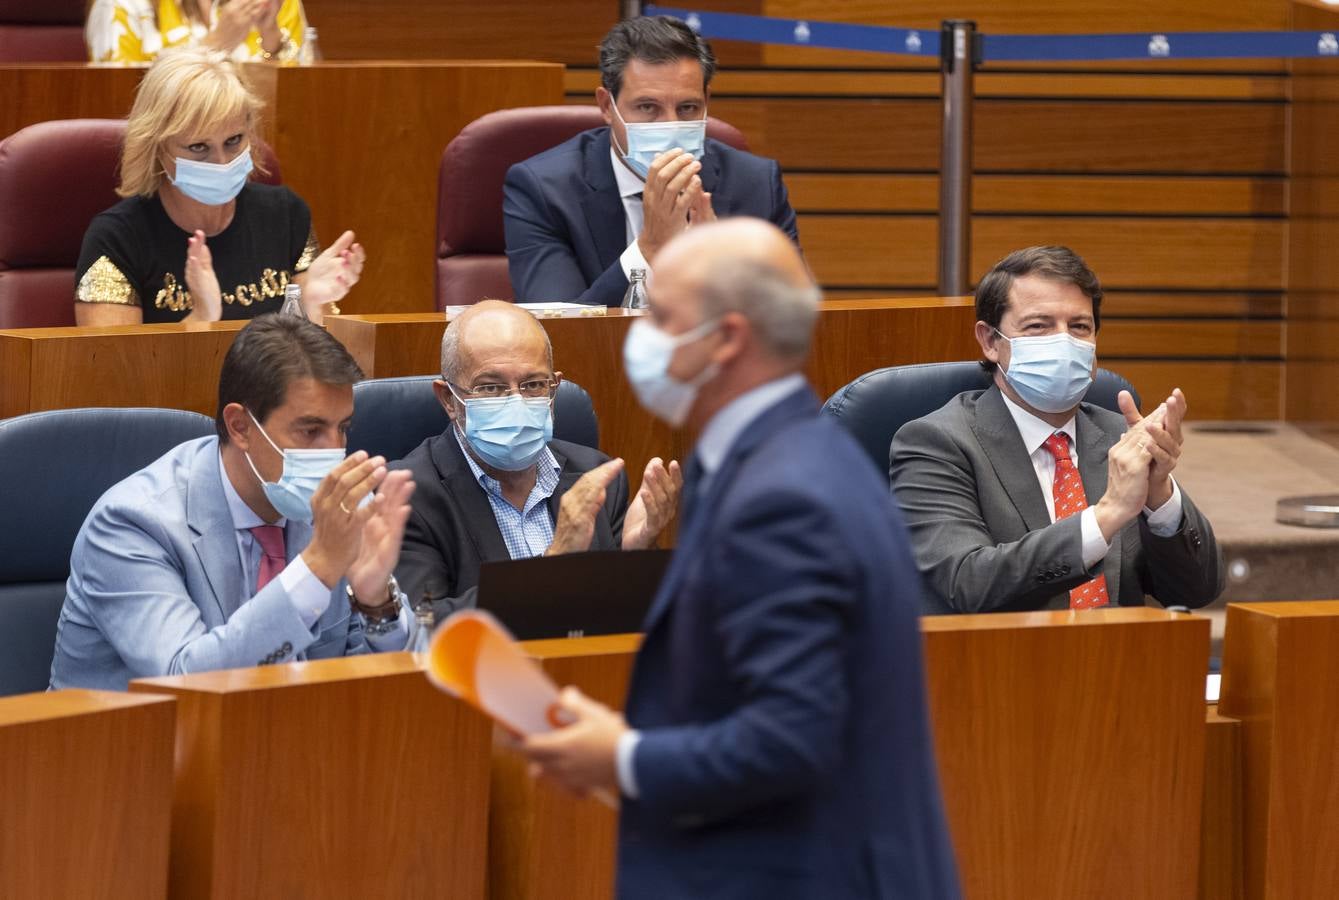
326,298,977,484
0,689,176,900
0,321,245,418
921,608,1211,900
1218,600,1339,899
1201,706,1245,900
131,653,491,900
489,635,641,900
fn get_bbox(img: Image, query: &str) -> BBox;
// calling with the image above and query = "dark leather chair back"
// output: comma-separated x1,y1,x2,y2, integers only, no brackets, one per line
436,105,749,309
348,375,601,462
0,119,283,328
0,406,215,696
821,361,1141,471
0,0,87,61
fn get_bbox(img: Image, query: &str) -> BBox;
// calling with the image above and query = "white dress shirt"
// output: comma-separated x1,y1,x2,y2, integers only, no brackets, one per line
615,373,809,799
610,147,653,282
219,454,408,650
997,392,1183,571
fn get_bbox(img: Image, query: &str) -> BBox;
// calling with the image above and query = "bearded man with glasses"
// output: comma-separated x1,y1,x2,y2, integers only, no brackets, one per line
391,300,681,617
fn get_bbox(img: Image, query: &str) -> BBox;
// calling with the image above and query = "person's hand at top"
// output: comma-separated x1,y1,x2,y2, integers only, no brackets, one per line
637,149,704,262
299,231,365,323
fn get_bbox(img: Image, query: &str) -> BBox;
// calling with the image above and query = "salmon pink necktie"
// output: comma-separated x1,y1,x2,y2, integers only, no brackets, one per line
249,525,286,593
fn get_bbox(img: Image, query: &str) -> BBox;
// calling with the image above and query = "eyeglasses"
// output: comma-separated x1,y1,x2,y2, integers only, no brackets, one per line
449,378,558,400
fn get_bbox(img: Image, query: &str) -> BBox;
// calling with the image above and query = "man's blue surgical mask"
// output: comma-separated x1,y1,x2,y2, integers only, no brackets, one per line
243,410,345,523
623,317,721,427
611,102,707,180
450,387,554,472
169,147,254,206
995,329,1096,414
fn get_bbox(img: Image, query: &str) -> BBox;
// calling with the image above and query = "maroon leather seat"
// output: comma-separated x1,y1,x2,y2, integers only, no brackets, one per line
0,119,282,328
435,105,748,310
0,0,87,61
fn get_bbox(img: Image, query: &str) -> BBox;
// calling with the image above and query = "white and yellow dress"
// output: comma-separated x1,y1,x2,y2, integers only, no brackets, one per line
86,0,308,64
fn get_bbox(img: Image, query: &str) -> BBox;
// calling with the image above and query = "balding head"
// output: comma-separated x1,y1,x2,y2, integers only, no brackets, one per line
652,219,819,363
440,299,553,385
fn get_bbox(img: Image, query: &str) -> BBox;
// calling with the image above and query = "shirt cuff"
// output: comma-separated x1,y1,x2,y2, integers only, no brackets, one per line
619,240,651,283
1079,506,1112,571
278,554,332,629
1143,478,1183,538
616,729,643,799
363,607,411,652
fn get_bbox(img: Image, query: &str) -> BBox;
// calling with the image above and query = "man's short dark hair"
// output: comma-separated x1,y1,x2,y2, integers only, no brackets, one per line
216,314,364,442
599,15,717,99
975,245,1103,373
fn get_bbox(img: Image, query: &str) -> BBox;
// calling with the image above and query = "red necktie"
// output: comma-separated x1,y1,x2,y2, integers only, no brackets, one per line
1042,433,1110,610
249,525,286,593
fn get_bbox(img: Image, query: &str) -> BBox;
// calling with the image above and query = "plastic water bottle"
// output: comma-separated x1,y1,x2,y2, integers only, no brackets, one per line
280,282,307,319
409,599,434,657
301,26,322,65
621,268,648,309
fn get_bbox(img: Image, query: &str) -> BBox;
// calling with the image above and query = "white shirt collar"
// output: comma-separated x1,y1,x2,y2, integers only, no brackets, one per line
219,450,285,531
696,373,808,475
998,390,1076,457
609,145,646,200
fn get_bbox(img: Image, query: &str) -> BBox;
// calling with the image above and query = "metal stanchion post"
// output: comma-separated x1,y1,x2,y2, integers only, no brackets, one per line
937,20,978,297
622,0,644,19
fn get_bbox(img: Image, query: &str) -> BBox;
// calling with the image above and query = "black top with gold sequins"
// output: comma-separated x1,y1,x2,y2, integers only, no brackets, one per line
74,183,320,323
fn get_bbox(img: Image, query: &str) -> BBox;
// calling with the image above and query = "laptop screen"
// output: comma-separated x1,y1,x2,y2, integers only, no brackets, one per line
475,549,672,640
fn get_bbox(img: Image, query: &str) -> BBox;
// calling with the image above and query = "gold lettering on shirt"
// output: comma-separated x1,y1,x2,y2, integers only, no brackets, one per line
155,269,293,312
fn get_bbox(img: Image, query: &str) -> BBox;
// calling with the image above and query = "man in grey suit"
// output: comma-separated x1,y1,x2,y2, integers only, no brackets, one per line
50,315,418,690
890,246,1223,614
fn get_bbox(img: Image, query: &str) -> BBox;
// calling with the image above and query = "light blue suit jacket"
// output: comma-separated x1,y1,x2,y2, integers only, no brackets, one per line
50,436,385,691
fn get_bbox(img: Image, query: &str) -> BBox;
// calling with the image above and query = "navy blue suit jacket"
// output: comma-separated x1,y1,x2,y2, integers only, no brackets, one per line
618,387,961,900
503,127,799,307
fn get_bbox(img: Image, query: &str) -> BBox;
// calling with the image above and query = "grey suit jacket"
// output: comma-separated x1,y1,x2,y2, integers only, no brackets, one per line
889,386,1223,614
50,436,390,691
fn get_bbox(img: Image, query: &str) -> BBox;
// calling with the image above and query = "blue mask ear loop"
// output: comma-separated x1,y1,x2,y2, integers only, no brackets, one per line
241,409,286,488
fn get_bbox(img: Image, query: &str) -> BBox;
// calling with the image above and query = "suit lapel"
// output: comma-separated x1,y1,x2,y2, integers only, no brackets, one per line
1076,406,1124,602
641,387,817,635
699,138,723,199
187,443,243,621
581,129,631,271
971,387,1053,533
431,431,512,563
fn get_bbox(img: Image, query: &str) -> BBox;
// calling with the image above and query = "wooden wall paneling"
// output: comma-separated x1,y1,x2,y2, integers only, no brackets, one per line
1105,361,1281,421
1100,293,1284,319
489,635,640,900
1285,3,1339,430
0,64,142,139
1219,601,1339,899
0,690,176,900
786,174,1286,217
265,62,564,315
1098,320,1283,359
798,215,937,287
705,98,1284,175
131,654,493,900
923,608,1210,899
299,0,617,64
1200,707,1245,900
971,218,1286,291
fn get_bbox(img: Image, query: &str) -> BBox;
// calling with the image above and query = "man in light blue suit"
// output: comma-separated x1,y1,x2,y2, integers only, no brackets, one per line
522,220,960,899
50,315,417,691
503,15,798,307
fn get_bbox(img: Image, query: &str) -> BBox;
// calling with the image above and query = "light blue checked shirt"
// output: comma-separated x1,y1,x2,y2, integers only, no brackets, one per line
452,429,561,559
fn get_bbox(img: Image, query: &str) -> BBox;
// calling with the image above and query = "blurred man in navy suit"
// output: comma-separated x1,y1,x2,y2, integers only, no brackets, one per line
503,15,798,307
523,219,960,899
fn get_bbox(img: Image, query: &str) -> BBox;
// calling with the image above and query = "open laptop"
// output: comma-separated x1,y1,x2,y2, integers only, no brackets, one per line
475,549,672,640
